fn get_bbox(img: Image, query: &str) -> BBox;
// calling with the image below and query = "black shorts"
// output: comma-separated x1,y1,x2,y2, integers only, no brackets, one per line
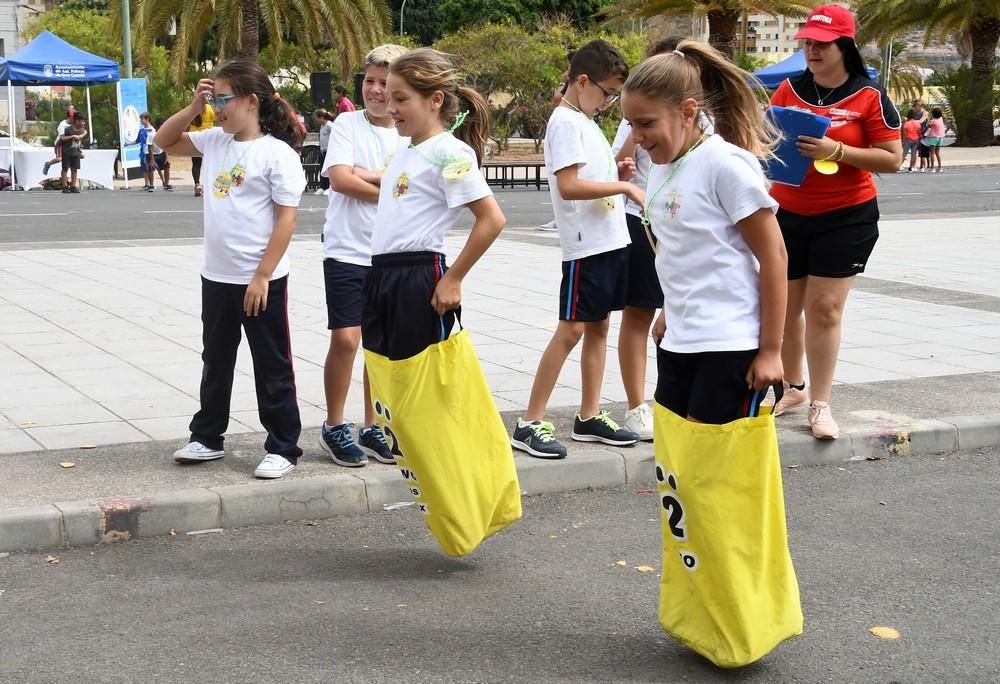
62,155,80,171
918,143,931,158
654,347,766,425
154,152,169,170
625,213,663,309
559,247,628,322
362,251,458,361
324,258,369,329
778,198,879,280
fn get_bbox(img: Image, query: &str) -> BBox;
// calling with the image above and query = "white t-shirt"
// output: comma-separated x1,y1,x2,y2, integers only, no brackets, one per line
319,120,334,150
544,105,629,261
646,134,778,353
371,132,491,256
149,129,163,155
188,127,307,284
611,119,651,218
322,111,406,266
56,119,70,139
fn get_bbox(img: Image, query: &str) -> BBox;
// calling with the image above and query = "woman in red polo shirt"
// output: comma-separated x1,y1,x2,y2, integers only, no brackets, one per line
769,4,902,439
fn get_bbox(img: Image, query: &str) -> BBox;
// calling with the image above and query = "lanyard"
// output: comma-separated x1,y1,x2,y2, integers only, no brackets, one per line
640,133,708,250
220,135,262,174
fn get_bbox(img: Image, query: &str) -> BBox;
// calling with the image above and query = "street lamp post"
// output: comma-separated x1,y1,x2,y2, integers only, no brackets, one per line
121,0,133,78
399,0,407,37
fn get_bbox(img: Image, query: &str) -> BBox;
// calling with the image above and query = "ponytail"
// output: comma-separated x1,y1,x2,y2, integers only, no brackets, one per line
261,93,304,149
623,41,778,159
214,59,304,150
455,86,491,166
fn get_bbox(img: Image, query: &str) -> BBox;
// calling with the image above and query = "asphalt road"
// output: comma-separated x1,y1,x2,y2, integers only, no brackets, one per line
1,167,998,245
1,448,998,682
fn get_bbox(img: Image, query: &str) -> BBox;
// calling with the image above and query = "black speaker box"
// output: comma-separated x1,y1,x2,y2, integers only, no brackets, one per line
310,72,333,107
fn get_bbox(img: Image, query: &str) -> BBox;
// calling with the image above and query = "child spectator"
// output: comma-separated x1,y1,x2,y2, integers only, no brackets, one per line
925,108,946,172
313,108,335,195
42,107,76,176
902,109,922,172
59,112,87,194
512,40,643,459
152,117,173,191
138,112,156,192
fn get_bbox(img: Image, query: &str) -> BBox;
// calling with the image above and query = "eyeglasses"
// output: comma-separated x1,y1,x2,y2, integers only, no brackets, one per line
209,94,238,111
591,79,620,106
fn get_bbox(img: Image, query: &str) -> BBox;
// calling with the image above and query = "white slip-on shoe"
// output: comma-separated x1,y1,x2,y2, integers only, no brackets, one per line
254,453,296,479
173,441,225,463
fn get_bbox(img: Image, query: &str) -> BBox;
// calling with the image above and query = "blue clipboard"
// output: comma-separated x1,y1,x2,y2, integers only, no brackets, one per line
763,106,831,187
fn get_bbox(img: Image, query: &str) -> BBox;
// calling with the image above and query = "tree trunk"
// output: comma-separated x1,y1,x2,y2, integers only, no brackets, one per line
965,18,1000,146
240,0,260,60
707,9,741,59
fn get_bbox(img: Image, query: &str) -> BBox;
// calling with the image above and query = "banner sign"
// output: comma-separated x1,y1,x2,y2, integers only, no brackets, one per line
117,78,148,169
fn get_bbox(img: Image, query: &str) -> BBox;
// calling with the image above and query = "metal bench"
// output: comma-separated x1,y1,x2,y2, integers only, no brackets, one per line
482,161,547,190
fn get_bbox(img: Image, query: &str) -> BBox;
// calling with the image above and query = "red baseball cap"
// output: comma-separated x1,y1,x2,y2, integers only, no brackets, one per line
793,4,856,42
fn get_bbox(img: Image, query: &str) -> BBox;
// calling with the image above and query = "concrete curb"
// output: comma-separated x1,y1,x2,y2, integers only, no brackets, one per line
2,414,999,553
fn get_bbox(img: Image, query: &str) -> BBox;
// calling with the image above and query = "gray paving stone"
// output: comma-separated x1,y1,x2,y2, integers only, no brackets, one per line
515,449,626,495
0,505,62,552
214,476,367,527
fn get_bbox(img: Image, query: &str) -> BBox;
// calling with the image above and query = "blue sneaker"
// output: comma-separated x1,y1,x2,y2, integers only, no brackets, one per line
43,160,52,175
319,422,368,467
359,424,395,464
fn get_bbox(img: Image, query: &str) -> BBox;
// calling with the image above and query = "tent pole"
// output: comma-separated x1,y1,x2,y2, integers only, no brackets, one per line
117,81,128,190
7,79,21,191
85,85,94,145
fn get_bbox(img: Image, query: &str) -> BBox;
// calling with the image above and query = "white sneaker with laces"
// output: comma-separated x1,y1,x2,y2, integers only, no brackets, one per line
623,403,654,441
808,401,839,440
173,441,224,463
313,188,325,195
254,453,295,479
538,219,558,231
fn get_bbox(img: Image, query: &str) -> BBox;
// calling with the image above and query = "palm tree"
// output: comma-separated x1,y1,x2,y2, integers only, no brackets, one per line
112,0,391,83
601,1,819,59
868,39,926,103
856,0,1000,145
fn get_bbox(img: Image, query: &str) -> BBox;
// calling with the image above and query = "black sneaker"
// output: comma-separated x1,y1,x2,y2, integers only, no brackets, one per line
319,422,368,467
359,424,395,464
511,419,567,459
572,411,639,446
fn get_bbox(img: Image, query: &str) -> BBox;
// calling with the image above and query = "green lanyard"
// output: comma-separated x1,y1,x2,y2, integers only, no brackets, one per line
641,134,708,231
219,135,262,175
559,99,614,182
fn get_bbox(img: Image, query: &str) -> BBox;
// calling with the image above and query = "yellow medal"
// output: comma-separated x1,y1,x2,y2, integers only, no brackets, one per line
213,169,234,198
813,160,839,175
601,197,615,210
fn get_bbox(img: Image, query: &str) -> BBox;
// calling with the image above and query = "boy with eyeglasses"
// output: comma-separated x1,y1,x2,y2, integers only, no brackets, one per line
511,40,642,459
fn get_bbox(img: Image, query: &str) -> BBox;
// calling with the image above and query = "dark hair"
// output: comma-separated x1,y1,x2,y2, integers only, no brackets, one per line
569,39,628,83
908,108,919,120
72,112,86,123
931,107,943,118
140,111,151,121
649,35,686,57
390,48,492,166
834,37,871,80
214,59,303,149
335,85,348,96
155,117,165,128
192,113,203,127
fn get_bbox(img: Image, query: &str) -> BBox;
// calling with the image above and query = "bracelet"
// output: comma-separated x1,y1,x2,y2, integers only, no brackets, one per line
822,142,843,162
836,143,847,162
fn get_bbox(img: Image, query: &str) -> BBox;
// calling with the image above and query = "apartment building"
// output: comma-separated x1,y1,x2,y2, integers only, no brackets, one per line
740,13,808,61
1,0,60,127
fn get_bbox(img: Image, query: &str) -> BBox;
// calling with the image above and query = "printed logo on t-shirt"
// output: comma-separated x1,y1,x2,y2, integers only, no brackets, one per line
213,163,247,198
665,191,681,220
392,172,410,199
442,158,472,181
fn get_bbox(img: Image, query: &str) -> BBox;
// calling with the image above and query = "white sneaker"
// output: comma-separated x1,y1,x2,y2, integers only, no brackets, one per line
623,403,654,441
254,453,295,479
313,188,325,195
173,441,225,463
322,189,331,196
538,219,557,231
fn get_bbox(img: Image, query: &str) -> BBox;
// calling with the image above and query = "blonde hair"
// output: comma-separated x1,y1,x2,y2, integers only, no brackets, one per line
365,44,409,69
623,40,777,159
389,48,491,166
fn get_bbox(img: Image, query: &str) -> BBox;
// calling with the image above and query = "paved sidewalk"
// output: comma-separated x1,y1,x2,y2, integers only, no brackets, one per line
1,216,999,453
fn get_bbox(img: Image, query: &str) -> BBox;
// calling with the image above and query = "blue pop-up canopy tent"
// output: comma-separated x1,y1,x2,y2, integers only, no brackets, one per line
753,49,877,89
1,30,120,187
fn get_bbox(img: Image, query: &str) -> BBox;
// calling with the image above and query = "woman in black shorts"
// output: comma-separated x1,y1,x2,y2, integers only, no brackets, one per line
768,4,902,439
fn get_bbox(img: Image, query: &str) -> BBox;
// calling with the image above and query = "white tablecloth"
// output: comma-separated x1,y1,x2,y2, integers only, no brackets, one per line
0,148,118,189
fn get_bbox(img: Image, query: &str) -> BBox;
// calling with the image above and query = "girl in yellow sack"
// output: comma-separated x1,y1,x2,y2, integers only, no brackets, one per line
621,41,803,667
360,48,521,556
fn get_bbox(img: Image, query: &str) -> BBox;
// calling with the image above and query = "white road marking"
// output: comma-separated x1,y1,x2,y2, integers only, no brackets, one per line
0,212,70,217
142,210,203,214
